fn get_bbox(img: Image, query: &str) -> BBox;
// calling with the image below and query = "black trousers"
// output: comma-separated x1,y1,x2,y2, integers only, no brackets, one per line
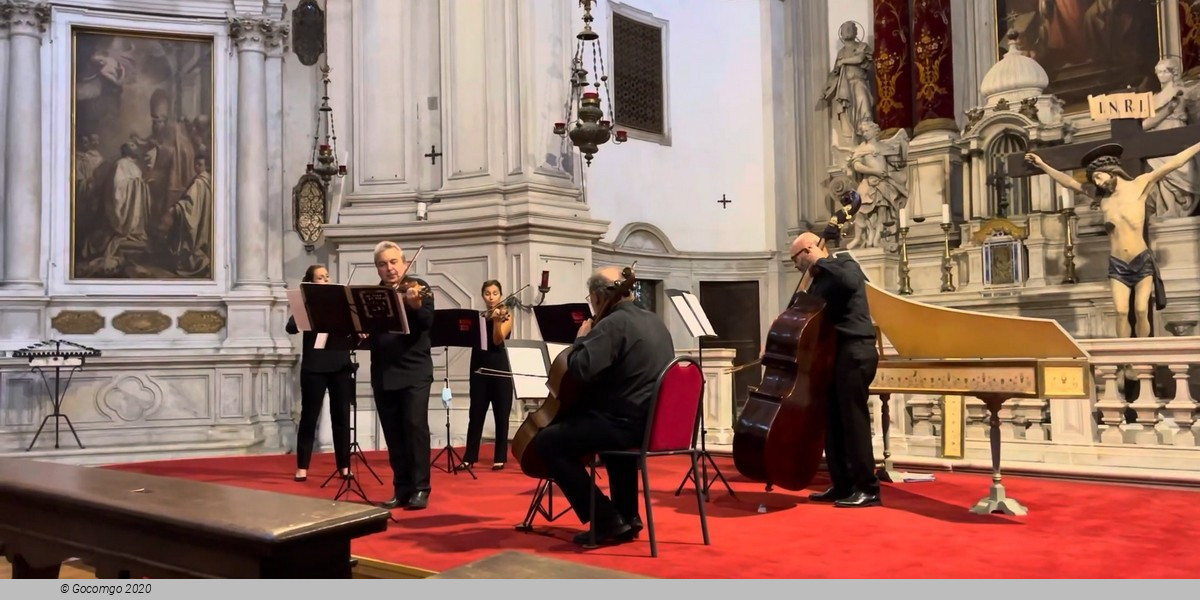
374,384,433,498
464,370,514,463
296,368,353,470
825,338,880,495
533,411,643,526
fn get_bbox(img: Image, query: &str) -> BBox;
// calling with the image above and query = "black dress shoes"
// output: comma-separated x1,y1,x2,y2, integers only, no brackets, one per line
572,516,633,547
405,490,430,510
809,487,853,503
834,491,882,508
379,495,411,510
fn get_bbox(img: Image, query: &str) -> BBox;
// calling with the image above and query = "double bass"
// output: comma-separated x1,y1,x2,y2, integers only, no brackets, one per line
732,192,862,491
509,265,638,479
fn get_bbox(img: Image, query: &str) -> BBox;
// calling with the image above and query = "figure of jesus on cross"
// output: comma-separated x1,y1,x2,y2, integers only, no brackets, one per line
1024,139,1200,338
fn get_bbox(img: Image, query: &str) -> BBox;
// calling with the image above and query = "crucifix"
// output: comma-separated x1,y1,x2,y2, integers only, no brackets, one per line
424,145,443,165
1005,119,1200,181
987,159,1013,218
718,194,731,209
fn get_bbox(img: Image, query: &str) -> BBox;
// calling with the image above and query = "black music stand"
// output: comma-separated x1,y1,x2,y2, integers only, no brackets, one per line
667,289,737,501
318,346,386,503
293,284,406,507
16,340,99,451
532,303,592,344
429,309,486,479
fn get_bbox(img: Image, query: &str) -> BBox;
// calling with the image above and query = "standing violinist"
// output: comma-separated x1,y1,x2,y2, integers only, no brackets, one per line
370,241,436,510
788,227,881,508
533,266,675,546
459,280,515,472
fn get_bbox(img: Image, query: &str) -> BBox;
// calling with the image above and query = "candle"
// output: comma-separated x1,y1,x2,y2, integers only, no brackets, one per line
1060,186,1072,208
541,270,550,288
899,208,908,229
941,203,950,223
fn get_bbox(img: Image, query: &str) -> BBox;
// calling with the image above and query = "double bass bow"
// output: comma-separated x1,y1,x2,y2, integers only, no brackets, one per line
509,264,638,479
731,192,862,491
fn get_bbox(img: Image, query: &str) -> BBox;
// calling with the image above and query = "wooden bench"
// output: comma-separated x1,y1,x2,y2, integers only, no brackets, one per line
0,457,390,578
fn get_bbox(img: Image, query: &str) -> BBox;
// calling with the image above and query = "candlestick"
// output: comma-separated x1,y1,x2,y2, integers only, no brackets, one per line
1062,205,1078,284
898,208,908,230
1060,187,1073,210
941,203,950,224
898,226,913,296
940,222,956,292
540,270,550,290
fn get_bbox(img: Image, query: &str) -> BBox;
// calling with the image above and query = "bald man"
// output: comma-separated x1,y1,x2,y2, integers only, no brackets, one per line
533,266,675,546
788,232,881,508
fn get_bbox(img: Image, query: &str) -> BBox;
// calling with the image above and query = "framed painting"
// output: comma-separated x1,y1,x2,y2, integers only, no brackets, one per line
996,0,1162,111
71,28,214,280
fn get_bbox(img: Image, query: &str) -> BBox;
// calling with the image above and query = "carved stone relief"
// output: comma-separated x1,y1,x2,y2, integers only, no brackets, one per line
51,310,105,335
112,311,171,334
99,376,161,422
178,310,226,334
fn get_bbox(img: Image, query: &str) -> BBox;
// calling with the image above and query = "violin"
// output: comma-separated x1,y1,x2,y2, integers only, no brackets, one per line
483,303,512,323
397,279,434,301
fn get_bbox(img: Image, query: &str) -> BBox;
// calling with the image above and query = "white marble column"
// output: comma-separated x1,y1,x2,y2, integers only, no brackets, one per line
3,1,49,289
0,18,10,282
230,16,271,290
264,18,288,288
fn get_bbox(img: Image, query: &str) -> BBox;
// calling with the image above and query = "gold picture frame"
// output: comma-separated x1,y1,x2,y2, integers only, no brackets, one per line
994,0,1163,112
70,27,215,280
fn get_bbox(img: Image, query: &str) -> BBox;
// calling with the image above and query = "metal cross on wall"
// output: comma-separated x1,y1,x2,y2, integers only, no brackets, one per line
718,194,732,209
424,145,443,165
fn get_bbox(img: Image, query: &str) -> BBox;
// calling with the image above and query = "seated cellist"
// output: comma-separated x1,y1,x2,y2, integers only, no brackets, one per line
788,229,881,507
532,266,675,545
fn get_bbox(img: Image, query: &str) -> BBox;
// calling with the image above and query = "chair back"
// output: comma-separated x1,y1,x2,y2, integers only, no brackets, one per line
643,357,705,453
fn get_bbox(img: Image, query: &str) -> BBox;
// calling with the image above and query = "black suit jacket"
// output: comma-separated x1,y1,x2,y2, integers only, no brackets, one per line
286,316,354,373
369,277,436,391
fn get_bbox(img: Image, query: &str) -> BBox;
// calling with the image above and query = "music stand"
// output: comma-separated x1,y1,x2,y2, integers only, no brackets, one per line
667,289,737,501
290,285,407,506
428,309,486,479
532,303,593,344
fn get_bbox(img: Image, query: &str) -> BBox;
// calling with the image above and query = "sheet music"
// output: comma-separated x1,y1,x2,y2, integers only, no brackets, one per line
479,315,489,351
286,290,312,331
547,342,571,363
506,345,549,399
670,295,706,338
681,293,717,336
313,333,330,349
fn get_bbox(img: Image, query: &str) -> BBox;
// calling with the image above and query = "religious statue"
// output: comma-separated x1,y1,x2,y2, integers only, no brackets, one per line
821,21,875,145
1025,139,1200,338
1141,57,1199,218
842,120,909,250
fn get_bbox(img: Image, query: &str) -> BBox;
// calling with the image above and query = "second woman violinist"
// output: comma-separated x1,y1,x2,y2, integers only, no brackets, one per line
459,280,515,472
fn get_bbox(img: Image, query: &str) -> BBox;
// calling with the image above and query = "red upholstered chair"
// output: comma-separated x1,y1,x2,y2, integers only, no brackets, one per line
587,356,711,557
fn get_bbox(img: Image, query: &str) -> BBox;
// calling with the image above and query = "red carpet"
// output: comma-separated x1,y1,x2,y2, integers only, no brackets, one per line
110,447,1200,578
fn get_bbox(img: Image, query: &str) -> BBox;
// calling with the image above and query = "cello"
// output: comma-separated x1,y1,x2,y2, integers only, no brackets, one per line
509,264,638,479
732,192,862,491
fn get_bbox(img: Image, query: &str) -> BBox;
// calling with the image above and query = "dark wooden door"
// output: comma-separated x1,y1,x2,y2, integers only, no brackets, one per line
698,281,762,415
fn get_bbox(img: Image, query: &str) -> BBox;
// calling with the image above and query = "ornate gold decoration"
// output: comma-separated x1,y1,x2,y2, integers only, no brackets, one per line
995,97,1010,112
178,310,226,334
875,46,906,115
971,217,1028,244
51,310,105,335
963,107,985,132
913,28,948,103
112,311,171,334
1018,97,1039,121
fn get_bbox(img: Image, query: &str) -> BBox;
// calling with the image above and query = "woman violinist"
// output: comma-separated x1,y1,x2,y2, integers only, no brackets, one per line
459,280,515,471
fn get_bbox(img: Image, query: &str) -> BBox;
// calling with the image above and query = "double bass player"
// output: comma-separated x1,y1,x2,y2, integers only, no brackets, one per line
786,224,881,508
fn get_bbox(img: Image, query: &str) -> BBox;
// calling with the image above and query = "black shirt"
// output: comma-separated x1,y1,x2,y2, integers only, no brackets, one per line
470,318,511,371
286,315,354,373
790,254,876,342
369,277,436,390
567,301,675,424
